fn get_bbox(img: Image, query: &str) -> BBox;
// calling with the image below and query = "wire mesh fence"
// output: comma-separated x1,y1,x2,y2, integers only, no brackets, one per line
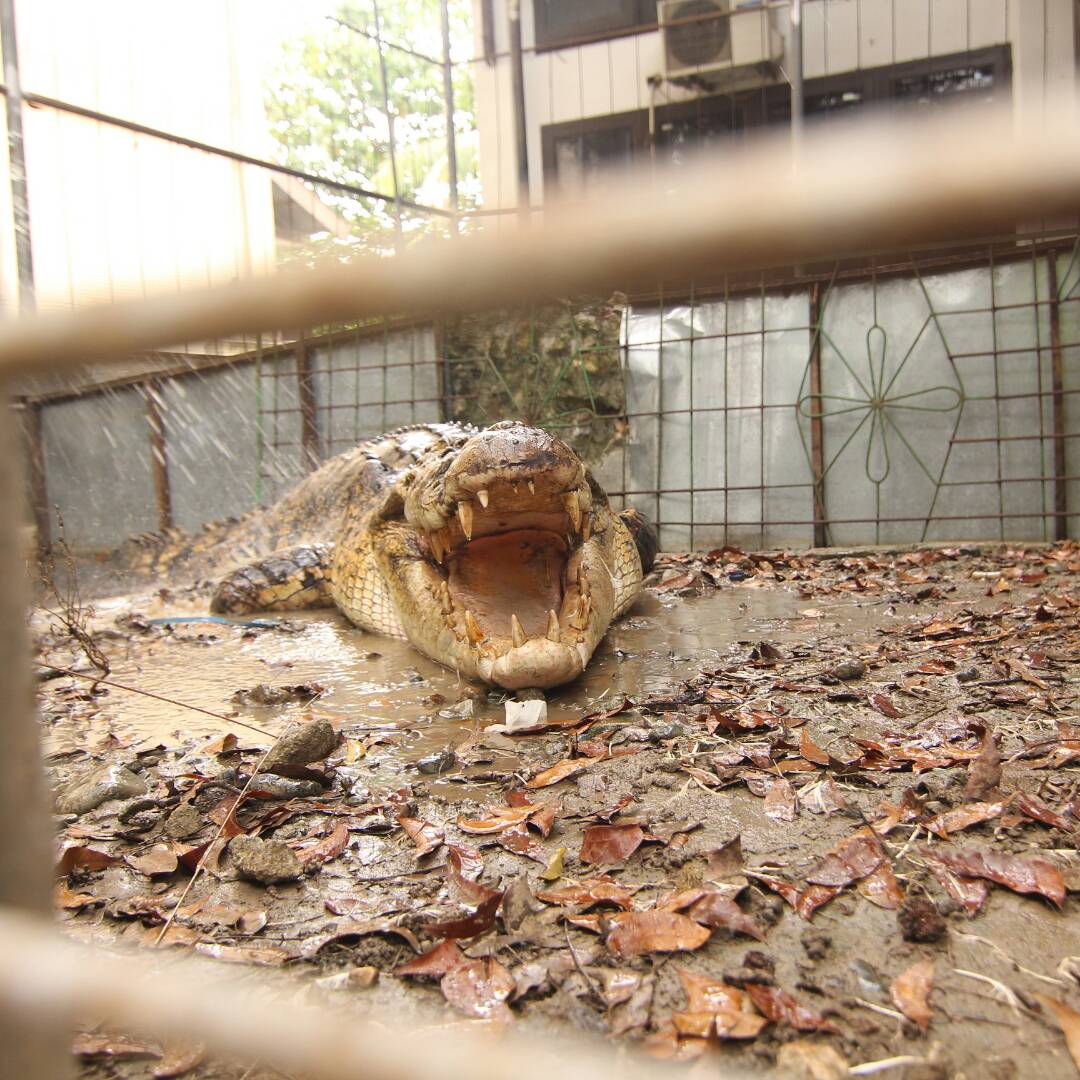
20,226,1080,556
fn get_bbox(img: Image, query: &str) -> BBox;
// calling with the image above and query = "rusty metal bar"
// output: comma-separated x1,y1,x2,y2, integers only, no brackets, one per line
18,398,49,560
295,338,322,472
144,381,173,532
0,384,71,1080
508,0,530,223
807,282,828,546
1,0,34,314
440,0,460,230
1047,254,1069,540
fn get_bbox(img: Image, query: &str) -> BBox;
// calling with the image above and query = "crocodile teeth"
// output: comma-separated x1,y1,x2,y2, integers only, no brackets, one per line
527,480,535,495
457,501,474,540
438,580,453,614
511,613,527,648
564,493,581,532
546,609,560,642
429,530,446,564
464,609,485,644
570,597,591,631
476,489,490,508
582,515,592,540
578,566,591,597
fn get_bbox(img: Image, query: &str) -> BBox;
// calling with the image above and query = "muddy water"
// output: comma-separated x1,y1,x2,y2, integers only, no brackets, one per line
70,584,880,779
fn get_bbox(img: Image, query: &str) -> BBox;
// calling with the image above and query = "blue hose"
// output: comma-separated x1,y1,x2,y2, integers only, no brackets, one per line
145,615,285,629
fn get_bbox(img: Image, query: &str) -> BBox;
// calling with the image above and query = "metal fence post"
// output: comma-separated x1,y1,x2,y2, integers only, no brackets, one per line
0,385,72,1079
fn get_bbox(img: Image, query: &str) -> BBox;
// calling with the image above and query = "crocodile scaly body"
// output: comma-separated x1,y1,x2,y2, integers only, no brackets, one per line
173,421,656,690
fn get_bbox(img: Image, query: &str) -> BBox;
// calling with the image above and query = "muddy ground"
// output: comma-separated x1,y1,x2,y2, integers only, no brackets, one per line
36,542,1080,1078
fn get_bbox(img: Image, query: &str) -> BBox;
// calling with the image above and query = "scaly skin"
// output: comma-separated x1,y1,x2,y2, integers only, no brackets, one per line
206,422,656,690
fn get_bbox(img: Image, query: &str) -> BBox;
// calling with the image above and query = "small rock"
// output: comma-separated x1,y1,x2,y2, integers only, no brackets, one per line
956,667,979,683
56,764,147,816
247,773,324,799
743,950,774,973
416,749,456,776
163,804,204,839
647,719,687,742
312,966,378,993
801,931,831,961
440,698,476,720
231,682,324,706
829,658,866,681
898,894,947,943
229,836,302,884
262,720,337,777
515,687,547,701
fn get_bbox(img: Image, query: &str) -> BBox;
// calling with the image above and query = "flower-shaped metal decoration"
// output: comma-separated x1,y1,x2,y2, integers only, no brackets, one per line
796,291,966,542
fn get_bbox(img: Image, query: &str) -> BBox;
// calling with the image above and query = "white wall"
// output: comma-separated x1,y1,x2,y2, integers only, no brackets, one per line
473,0,1076,216
2,0,277,317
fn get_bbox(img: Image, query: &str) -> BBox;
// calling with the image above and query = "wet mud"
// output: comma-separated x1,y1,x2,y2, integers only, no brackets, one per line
37,544,1080,1078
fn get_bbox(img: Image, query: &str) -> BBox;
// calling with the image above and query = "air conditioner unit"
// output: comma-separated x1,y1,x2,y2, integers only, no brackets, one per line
658,0,784,86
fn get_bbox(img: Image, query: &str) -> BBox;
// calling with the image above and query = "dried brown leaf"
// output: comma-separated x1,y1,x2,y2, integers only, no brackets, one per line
764,777,798,821
890,959,934,1030
527,758,591,789
686,893,765,941
923,847,1065,907
440,957,514,1021
152,1042,206,1078
536,878,636,911
580,824,645,865
126,845,180,877
806,830,883,887
425,892,503,940
193,942,293,966
1033,993,1080,1070
456,805,534,834
74,1034,159,1059
607,910,711,957
294,821,349,867
923,799,1010,838
857,862,904,909
398,816,445,856
56,844,121,876
396,939,466,977
746,984,839,1033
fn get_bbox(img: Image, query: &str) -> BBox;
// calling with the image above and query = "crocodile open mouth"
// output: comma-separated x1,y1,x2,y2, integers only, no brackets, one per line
420,475,597,662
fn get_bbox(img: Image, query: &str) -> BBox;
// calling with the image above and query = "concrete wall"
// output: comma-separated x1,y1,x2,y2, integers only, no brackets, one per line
34,324,441,552
608,249,1074,550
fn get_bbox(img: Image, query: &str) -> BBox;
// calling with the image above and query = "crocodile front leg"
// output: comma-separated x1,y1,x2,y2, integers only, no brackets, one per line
210,544,335,614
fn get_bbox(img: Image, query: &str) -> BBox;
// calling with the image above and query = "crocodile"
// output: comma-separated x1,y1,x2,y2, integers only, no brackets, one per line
187,421,656,690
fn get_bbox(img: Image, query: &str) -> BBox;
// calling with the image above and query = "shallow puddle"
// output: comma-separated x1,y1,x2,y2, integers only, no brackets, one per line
57,582,882,784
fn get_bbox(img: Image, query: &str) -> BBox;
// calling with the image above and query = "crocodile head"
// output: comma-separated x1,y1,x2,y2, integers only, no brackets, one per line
366,421,654,690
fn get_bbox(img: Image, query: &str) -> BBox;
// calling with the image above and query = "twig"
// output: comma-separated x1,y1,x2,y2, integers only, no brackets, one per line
851,997,906,1023
954,933,1068,988
564,927,602,1002
153,723,295,946
952,968,1025,1015
850,1056,934,1076
38,664,273,738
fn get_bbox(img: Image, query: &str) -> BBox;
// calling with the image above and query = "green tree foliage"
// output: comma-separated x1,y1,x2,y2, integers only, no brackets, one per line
266,0,478,257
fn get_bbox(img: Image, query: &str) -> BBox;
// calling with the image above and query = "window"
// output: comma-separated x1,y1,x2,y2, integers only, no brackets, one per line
533,0,656,51
540,48,1011,191
541,113,649,198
